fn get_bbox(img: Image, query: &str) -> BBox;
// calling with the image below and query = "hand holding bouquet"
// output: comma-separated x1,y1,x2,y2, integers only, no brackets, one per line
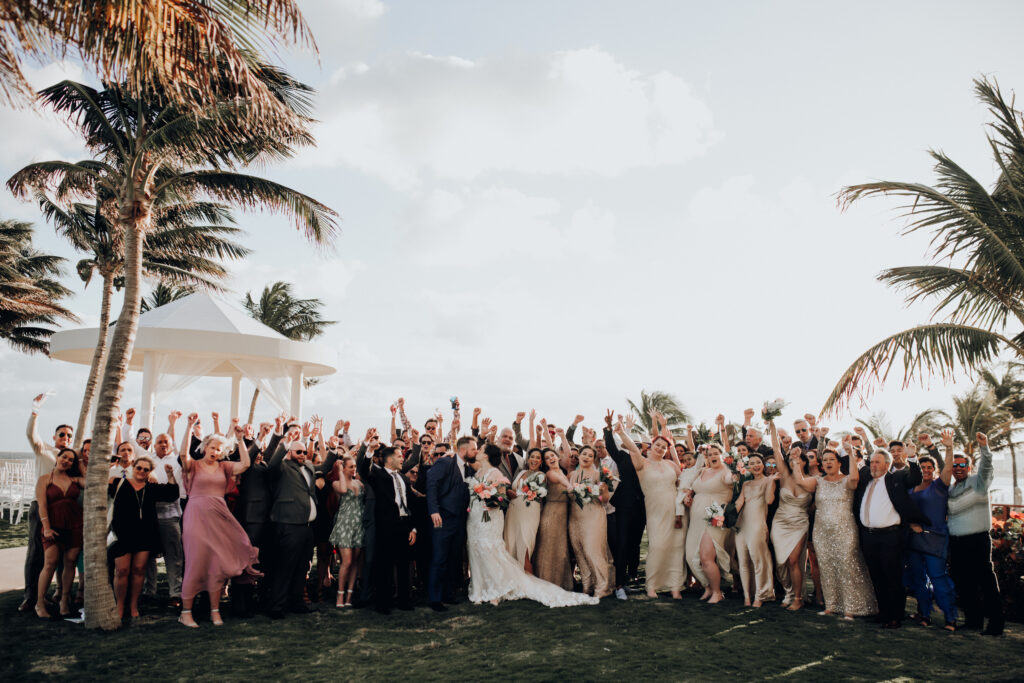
469,477,511,522
570,481,603,509
520,471,549,507
761,398,788,424
704,501,726,528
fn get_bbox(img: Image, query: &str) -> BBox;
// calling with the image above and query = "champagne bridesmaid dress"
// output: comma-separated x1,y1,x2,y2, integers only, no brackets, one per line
568,470,614,598
504,469,543,568
735,477,775,603
770,485,811,605
685,467,734,587
639,459,685,594
533,477,573,591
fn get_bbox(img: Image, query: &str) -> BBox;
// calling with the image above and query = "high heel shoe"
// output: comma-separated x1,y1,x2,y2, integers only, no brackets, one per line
211,608,223,626
178,609,198,628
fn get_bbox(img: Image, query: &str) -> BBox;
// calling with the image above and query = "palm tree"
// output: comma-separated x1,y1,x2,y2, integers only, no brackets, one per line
979,363,1024,503
140,281,196,313
626,389,691,438
822,78,1024,416
7,71,336,630
37,196,249,450
243,281,336,422
0,1,314,114
0,218,75,352
853,408,947,444
946,385,1010,456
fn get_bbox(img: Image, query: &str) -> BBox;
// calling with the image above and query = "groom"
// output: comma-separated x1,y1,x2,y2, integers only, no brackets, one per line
425,435,475,611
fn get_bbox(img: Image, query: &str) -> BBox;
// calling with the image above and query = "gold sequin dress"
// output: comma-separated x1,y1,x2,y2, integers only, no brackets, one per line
813,477,878,616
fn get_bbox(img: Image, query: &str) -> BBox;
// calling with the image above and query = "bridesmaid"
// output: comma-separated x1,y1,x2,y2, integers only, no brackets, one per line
804,445,825,608
768,421,813,611
682,442,735,604
178,413,261,628
505,447,545,572
809,444,877,619
615,416,684,599
533,448,573,590
33,447,86,618
734,453,776,607
330,456,365,608
568,445,614,597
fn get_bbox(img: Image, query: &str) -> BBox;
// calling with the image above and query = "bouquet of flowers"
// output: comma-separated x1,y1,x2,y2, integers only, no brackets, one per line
762,398,788,423
519,471,549,507
570,481,603,509
724,450,750,476
704,501,727,528
468,478,510,522
599,465,619,494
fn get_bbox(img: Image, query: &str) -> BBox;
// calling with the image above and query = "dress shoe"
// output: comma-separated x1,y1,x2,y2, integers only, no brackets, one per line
442,597,462,605
429,602,448,612
290,603,317,614
615,588,628,601
267,609,286,620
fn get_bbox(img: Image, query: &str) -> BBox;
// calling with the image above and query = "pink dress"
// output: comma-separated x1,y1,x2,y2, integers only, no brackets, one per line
182,461,261,600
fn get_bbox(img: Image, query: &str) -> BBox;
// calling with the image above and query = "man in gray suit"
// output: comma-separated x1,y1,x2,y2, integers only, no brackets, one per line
265,421,338,619
495,427,521,482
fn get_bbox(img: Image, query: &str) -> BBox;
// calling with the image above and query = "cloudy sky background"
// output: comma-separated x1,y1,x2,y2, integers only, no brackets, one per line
3,0,1024,451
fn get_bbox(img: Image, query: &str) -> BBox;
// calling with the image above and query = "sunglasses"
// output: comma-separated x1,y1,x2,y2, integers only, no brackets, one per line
952,463,968,469
766,463,777,468
57,432,72,438
293,450,307,456
134,465,151,472
796,428,809,433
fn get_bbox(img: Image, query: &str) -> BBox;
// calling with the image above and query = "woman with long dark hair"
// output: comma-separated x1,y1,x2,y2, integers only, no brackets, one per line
33,447,85,618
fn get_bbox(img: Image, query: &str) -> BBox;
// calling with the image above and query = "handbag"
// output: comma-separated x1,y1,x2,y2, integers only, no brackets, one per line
908,528,947,558
106,478,126,549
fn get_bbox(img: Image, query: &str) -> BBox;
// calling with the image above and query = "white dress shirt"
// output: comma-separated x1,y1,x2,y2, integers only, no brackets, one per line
150,452,185,519
387,467,410,516
300,465,317,523
859,476,901,528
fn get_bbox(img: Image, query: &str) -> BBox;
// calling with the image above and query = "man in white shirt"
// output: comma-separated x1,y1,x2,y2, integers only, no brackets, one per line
142,431,186,606
854,448,926,628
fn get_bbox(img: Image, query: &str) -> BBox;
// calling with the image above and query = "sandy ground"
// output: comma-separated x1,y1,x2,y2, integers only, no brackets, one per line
0,546,26,593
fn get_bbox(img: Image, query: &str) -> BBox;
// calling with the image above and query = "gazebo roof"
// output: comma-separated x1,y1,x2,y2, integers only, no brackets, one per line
48,291,336,377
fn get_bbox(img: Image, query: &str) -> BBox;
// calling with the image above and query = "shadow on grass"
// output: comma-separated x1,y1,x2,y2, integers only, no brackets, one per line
1,586,1020,682
0,520,28,550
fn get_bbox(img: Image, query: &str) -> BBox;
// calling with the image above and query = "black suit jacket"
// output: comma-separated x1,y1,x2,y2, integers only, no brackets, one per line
604,427,643,508
235,439,269,525
425,454,470,519
358,455,416,534
266,436,338,525
852,460,928,530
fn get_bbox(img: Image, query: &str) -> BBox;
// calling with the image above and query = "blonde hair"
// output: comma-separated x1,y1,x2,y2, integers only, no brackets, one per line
134,455,156,472
199,434,228,457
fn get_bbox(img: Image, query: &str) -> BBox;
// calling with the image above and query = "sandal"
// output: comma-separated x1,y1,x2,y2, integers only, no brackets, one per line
944,622,957,632
909,612,929,627
211,608,224,626
178,609,198,629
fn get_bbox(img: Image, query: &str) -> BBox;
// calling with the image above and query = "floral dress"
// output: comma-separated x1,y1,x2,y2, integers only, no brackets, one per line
329,484,365,549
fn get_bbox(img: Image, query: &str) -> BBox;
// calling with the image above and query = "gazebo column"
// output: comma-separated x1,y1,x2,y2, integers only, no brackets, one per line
140,352,156,431
290,366,303,419
229,374,241,422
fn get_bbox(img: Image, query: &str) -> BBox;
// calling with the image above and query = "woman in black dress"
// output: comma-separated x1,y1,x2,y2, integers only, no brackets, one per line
108,456,180,619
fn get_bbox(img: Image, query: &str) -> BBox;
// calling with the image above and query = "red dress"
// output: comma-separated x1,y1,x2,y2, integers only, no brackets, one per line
41,478,83,550
181,461,261,600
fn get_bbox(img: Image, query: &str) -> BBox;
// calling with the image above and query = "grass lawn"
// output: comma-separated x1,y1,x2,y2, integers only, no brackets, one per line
0,520,28,549
1,580,1020,681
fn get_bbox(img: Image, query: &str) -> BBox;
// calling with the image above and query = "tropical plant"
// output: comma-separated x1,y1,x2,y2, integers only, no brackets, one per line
0,0,313,113
243,281,335,421
140,281,196,313
0,218,75,352
822,78,1024,416
7,69,336,630
853,408,947,444
37,195,248,449
979,363,1024,503
626,389,691,438
946,385,1010,455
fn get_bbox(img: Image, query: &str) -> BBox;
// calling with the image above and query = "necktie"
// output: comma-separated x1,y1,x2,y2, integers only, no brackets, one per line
863,478,877,527
390,470,408,515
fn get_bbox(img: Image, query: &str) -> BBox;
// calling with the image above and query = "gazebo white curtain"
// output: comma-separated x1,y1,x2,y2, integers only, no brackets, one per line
151,354,224,406
230,359,295,415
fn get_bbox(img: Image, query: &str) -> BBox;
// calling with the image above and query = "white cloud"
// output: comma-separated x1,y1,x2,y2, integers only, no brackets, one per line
299,47,719,187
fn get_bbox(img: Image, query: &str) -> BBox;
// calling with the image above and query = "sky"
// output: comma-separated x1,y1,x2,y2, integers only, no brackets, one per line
3,0,1024,451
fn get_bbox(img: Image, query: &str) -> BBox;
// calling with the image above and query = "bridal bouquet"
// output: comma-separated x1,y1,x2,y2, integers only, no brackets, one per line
469,479,510,522
762,398,788,423
570,482,603,509
704,501,727,528
599,465,619,494
520,471,548,507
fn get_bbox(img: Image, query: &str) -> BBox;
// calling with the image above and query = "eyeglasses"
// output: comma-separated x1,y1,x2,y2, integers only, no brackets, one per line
796,428,809,433
134,465,151,472
57,432,72,438
952,463,968,469
293,450,306,456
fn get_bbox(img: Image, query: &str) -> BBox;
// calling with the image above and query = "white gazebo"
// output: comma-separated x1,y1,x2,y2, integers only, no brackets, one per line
48,292,337,429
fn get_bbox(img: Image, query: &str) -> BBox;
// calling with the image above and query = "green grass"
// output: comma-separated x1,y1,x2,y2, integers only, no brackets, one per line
1,583,1020,681
0,520,28,549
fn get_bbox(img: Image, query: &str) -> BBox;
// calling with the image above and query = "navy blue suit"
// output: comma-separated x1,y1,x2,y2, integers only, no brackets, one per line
426,455,470,603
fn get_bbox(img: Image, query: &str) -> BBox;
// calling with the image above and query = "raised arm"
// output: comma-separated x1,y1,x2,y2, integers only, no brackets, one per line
179,413,198,473
615,415,645,473
228,424,251,475
389,403,398,442
513,412,529,452
938,428,955,486
686,424,696,454
974,432,993,491
789,450,817,493
397,397,413,435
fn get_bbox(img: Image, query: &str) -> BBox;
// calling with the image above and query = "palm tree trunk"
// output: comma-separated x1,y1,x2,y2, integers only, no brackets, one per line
72,273,113,451
247,387,260,424
1010,440,1021,505
83,200,150,630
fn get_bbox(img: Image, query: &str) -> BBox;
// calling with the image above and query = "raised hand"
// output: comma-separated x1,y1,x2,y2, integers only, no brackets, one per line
126,408,136,424
624,414,637,433
187,412,199,424
397,397,405,408
873,436,887,448
515,411,526,424
715,414,725,427
211,411,219,422
804,413,817,427
743,408,755,423
938,429,953,448
574,414,585,426
976,431,988,447
481,417,492,433
390,403,397,416
605,409,614,429
169,410,182,423
853,425,868,438
473,406,482,418
918,432,933,447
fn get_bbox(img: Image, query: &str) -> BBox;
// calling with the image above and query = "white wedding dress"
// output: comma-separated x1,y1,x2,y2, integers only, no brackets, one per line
466,467,599,608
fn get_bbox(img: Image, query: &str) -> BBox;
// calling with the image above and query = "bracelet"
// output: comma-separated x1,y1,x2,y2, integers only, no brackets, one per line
40,516,48,521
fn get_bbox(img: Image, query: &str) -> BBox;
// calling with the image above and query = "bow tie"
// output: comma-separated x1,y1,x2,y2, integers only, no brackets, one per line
464,464,473,478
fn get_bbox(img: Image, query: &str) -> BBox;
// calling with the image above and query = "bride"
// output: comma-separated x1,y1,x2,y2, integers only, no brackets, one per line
466,445,599,608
